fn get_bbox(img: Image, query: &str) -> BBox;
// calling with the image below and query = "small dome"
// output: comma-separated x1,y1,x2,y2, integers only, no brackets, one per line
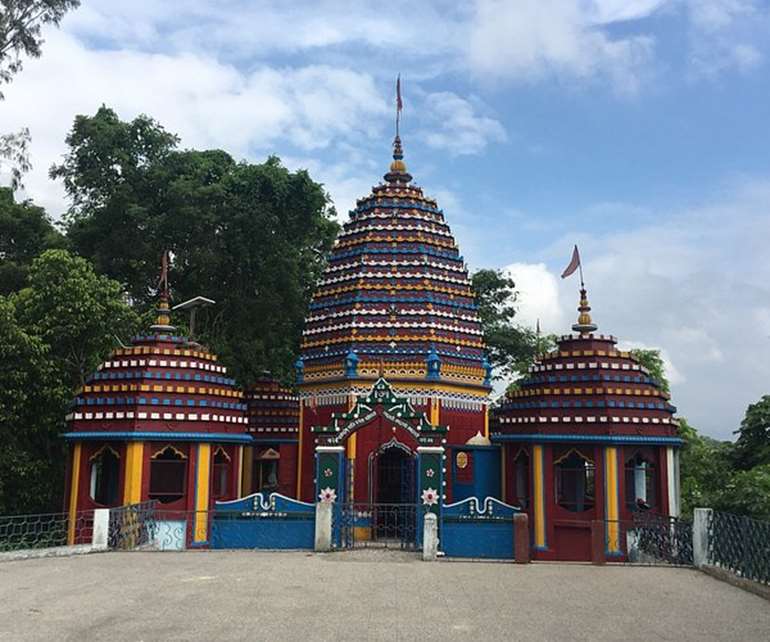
466,431,491,446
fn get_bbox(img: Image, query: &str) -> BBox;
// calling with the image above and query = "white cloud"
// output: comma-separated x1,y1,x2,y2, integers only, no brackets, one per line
420,92,506,156
502,262,566,333
529,178,770,440
1,30,389,216
466,0,657,94
685,0,768,78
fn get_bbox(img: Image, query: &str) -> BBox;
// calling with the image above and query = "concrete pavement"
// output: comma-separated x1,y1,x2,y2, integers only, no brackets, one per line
0,550,767,641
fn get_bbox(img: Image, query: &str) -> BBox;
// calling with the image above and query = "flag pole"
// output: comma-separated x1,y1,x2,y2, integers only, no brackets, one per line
395,74,401,138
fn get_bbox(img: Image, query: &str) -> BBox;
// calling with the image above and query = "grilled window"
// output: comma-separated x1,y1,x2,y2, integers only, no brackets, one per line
555,450,595,512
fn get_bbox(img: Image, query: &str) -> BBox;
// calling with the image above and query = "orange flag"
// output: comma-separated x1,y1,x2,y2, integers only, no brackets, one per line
561,245,581,279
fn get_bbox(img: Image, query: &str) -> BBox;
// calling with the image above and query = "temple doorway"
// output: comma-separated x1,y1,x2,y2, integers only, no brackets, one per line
373,446,416,540
375,446,414,504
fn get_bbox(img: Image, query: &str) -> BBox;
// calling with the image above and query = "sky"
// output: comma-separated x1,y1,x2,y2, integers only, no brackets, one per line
2,0,770,440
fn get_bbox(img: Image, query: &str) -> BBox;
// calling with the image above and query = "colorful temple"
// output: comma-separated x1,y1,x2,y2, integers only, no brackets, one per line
491,289,682,560
294,134,496,507
63,133,683,560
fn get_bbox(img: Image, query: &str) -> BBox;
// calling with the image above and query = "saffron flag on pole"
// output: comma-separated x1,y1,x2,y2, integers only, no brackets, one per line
561,245,581,279
396,74,403,112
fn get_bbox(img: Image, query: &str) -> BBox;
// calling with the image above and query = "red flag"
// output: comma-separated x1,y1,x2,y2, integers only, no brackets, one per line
561,245,581,279
396,74,403,112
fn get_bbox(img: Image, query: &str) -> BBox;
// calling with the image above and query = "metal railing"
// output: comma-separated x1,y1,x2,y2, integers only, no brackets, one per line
707,511,770,586
333,503,419,550
631,512,694,566
108,501,158,550
0,510,93,552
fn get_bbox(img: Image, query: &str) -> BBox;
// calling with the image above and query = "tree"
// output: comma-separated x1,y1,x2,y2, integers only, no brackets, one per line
0,295,58,513
14,249,140,389
0,249,139,513
0,1,81,188
471,268,554,382
630,348,670,393
677,417,733,516
51,106,339,384
0,186,66,294
732,394,770,471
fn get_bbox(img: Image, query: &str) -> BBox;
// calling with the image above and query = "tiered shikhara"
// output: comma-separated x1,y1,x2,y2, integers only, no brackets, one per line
294,136,492,502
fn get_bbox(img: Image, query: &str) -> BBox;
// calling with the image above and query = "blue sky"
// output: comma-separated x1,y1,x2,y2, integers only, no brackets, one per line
3,0,770,440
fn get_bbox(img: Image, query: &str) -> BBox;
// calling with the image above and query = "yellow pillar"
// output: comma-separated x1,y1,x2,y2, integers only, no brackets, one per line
193,443,211,545
123,441,144,505
67,443,82,545
430,396,440,426
295,401,304,498
346,394,356,502
604,446,620,555
241,446,253,496
533,444,546,549
484,403,489,438
236,445,244,498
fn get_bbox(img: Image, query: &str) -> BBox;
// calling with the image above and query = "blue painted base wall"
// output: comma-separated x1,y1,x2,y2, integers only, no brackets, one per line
451,446,501,502
210,492,315,550
440,497,520,559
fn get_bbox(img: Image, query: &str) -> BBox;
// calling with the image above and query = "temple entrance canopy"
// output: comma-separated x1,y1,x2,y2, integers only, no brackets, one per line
310,377,447,449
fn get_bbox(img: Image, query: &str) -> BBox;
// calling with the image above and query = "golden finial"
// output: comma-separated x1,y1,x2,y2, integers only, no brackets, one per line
572,287,597,335
151,250,175,332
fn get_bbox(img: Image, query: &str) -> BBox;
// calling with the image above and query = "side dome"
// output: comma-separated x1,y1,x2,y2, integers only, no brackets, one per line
67,298,247,436
299,137,489,389
492,290,678,439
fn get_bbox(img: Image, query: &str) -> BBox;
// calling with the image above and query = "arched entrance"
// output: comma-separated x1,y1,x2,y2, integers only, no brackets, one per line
371,444,416,541
375,445,415,504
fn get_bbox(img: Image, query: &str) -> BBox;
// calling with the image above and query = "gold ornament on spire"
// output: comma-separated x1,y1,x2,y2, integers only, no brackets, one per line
151,250,175,332
572,287,597,335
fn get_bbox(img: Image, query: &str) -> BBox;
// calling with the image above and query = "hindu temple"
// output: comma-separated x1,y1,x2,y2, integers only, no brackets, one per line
63,130,683,560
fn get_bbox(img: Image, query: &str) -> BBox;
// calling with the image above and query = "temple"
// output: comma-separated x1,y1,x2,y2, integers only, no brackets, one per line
63,131,682,560
491,289,682,560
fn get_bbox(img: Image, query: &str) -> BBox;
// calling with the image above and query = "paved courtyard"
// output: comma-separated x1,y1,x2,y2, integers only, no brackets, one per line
0,550,767,641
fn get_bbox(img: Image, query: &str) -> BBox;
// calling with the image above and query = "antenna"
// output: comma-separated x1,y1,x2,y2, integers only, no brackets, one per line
172,296,215,340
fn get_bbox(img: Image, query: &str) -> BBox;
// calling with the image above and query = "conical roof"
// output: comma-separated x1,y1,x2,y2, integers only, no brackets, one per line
492,294,678,439
299,138,489,389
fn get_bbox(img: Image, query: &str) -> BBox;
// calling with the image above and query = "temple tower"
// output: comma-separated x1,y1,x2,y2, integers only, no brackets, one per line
295,137,493,504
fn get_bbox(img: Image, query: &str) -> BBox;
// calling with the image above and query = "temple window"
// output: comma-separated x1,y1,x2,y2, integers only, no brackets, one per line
554,450,595,512
149,446,187,504
513,449,530,508
254,448,280,492
89,446,120,506
212,447,230,499
624,451,657,510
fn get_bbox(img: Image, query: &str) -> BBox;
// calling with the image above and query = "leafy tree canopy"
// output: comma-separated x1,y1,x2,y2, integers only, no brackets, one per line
50,106,339,384
1,248,136,513
0,186,66,294
732,394,770,471
13,249,141,389
630,348,670,393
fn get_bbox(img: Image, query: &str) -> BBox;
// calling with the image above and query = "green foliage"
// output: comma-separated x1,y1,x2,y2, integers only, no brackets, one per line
732,394,770,471
51,106,339,384
0,250,139,513
471,268,553,382
0,295,57,513
14,249,141,388
0,186,66,294
630,348,670,393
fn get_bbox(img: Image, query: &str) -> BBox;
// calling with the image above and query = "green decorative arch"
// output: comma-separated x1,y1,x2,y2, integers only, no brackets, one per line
311,378,447,447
